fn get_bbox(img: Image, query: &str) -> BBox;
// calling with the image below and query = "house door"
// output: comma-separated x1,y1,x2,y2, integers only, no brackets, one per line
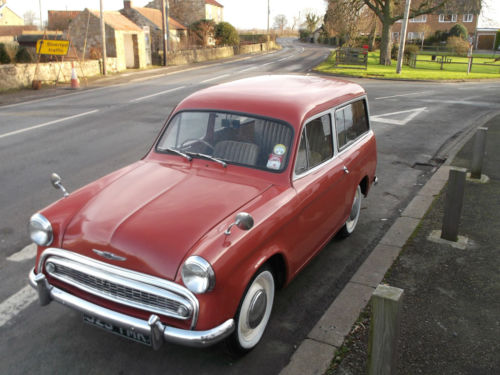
124,34,136,68
477,35,494,50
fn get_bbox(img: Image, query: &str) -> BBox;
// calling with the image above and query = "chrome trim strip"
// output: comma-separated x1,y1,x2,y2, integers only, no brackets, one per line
46,256,192,320
29,268,235,348
37,248,199,329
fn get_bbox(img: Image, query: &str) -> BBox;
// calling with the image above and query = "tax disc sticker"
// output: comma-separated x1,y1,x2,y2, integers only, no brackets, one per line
267,154,283,170
273,144,287,156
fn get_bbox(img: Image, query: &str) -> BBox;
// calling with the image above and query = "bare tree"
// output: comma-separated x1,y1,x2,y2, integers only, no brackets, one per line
273,14,288,34
304,12,321,33
324,0,365,46
349,0,482,65
24,10,37,26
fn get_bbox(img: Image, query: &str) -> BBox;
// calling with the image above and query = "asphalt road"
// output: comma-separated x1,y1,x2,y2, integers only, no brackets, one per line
1,38,499,374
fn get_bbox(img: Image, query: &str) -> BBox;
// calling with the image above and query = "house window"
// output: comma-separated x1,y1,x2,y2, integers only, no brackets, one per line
407,32,424,40
410,15,427,23
439,14,457,22
463,14,473,22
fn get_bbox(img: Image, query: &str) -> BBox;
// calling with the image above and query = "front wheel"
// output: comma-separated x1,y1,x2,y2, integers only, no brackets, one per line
339,185,362,238
226,266,275,355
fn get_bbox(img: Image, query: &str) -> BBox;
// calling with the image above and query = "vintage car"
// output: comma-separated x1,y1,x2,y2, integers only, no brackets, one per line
28,75,377,353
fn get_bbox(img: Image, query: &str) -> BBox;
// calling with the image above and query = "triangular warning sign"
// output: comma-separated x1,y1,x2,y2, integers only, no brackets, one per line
370,107,427,126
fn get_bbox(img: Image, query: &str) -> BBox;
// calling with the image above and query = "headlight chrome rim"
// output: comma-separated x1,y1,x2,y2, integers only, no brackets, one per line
181,256,215,294
29,213,53,247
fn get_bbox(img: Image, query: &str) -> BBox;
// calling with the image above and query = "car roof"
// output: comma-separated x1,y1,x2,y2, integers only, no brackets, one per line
174,75,366,128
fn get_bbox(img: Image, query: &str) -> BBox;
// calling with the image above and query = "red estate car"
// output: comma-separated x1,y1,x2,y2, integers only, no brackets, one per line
28,75,377,353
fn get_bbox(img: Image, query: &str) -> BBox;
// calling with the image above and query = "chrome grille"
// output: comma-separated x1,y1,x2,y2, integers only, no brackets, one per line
44,255,194,321
53,264,183,313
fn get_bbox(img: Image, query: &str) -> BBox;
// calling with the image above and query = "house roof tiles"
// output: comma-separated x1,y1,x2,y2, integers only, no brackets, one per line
133,7,186,30
89,10,143,32
205,0,223,8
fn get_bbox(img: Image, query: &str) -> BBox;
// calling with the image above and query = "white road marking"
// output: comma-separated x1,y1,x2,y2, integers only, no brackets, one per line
261,61,274,66
239,66,257,72
129,86,186,102
0,110,99,140
0,285,38,328
200,74,230,83
375,91,432,100
370,107,428,126
277,56,291,62
7,243,37,262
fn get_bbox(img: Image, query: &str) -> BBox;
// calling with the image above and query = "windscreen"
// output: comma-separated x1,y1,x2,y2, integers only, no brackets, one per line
156,111,294,172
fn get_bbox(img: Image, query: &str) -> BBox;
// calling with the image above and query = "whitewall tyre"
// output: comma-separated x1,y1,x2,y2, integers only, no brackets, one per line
340,185,362,238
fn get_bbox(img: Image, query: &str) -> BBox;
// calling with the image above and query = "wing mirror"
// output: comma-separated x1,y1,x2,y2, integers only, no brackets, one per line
224,212,254,235
50,173,69,197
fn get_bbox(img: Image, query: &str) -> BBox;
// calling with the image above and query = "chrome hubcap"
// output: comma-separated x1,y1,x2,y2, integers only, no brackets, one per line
346,186,361,233
247,289,267,329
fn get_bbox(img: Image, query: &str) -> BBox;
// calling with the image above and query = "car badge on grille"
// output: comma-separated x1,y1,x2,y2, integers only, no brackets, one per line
92,249,127,261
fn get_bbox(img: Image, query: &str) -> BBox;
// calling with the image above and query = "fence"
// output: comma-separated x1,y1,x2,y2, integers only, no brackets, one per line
407,53,500,74
334,48,368,70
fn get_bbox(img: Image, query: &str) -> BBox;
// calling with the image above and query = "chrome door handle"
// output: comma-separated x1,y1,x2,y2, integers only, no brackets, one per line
343,166,350,174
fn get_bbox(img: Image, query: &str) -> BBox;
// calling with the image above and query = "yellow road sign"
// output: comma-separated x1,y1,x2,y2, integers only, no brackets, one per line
36,40,70,56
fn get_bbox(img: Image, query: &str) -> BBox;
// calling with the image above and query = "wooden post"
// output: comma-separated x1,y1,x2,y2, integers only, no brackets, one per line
441,167,466,242
470,127,488,179
368,284,404,375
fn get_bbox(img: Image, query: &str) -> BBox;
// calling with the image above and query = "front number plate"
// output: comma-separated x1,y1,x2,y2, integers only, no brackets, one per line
83,314,151,346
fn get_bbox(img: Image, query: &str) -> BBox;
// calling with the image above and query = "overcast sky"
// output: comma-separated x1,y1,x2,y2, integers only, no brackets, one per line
6,0,500,30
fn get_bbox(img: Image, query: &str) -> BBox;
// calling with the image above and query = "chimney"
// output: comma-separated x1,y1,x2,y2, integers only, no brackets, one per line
124,1,132,9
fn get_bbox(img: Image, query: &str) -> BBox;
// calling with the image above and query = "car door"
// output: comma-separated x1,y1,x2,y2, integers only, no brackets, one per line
288,112,351,272
335,99,371,217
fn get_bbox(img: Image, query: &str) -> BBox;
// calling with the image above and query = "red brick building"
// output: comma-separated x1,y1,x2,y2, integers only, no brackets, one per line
391,12,479,45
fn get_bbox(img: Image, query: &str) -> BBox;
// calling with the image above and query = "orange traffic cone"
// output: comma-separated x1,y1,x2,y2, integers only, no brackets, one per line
70,62,80,89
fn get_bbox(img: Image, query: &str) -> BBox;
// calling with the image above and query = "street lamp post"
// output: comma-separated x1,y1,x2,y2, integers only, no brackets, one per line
100,0,107,75
396,0,411,74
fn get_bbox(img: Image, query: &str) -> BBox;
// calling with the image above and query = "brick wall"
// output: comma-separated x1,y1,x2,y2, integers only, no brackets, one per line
392,13,478,41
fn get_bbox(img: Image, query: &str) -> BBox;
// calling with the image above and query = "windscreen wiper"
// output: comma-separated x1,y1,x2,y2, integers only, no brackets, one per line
186,152,227,168
161,147,192,161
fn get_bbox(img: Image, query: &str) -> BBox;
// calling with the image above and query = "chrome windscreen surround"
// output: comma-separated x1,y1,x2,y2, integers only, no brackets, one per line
37,248,199,329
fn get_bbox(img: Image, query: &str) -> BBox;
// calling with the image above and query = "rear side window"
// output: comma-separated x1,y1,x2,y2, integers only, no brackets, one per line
335,99,369,150
294,114,333,175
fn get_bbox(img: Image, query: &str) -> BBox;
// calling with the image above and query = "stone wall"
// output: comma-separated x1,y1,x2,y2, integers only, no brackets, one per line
0,41,278,91
0,58,119,91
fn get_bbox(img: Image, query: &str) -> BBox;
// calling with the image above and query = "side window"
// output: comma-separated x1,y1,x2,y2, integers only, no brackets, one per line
335,99,369,151
294,114,333,175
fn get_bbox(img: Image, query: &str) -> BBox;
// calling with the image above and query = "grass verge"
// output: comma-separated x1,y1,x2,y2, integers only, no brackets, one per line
314,51,500,80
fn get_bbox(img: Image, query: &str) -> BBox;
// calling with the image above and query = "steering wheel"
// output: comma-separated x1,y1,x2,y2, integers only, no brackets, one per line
180,138,214,151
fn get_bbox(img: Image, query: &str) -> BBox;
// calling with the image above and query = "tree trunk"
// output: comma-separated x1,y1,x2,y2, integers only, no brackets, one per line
379,0,394,66
368,19,377,52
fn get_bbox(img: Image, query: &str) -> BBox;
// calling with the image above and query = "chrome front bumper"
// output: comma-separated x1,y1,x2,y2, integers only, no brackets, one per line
28,268,234,349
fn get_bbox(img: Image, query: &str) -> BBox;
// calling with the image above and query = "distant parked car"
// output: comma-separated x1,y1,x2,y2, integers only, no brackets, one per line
28,75,377,353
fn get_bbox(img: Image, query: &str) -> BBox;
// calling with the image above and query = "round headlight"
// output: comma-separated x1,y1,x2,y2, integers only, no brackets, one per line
29,213,53,247
181,256,215,294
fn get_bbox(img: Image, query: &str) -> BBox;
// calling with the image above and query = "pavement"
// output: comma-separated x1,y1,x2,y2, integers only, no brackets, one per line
281,113,500,374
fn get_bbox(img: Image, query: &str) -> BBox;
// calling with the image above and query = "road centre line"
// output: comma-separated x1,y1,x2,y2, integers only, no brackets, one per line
7,243,36,262
129,86,186,102
239,66,257,73
0,109,99,140
375,91,432,100
200,74,230,83
0,285,38,328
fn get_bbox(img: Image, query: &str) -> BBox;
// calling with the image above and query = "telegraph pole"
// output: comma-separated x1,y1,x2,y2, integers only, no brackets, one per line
267,0,270,48
161,0,167,66
396,0,411,74
100,0,107,75
38,0,43,29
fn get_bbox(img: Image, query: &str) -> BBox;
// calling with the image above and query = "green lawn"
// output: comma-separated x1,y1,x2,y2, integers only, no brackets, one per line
314,51,500,80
